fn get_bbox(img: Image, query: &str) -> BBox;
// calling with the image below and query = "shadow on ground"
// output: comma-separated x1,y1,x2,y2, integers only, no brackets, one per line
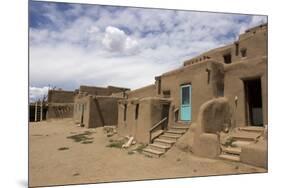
66,131,94,144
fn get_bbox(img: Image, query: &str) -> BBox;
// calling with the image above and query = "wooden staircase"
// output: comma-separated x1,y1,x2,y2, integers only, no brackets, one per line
142,125,189,157
219,126,264,162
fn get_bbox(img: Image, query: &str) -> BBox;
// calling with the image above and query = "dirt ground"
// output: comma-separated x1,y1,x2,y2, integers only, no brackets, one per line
29,119,266,187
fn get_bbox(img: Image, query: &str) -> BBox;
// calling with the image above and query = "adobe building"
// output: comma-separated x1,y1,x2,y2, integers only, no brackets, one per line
73,85,129,128
117,24,267,168
47,89,75,119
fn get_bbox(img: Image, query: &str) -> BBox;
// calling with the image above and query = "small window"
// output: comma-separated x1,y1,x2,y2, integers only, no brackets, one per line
235,42,239,56
124,104,127,121
158,79,161,95
223,53,232,64
163,90,171,98
241,48,247,57
135,104,139,120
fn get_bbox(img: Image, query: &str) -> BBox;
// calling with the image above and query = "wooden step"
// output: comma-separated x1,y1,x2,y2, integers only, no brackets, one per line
219,154,240,162
149,143,171,152
171,126,189,131
238,127,264,133
231,140,253,148
154,138,176,147
166,129,186,135
142,148,164,157
159,134,181,141
221,146,241,155
231,132,260,141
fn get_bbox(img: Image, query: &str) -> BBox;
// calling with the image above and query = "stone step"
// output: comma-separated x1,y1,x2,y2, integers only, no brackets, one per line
221,146,241,155
238,126,264,133
219,154,240,162
231,132,260,141
166,129,186,135
154,138,176,147
142,148,164,157
149,143,171,153
231,140,253,148
159,134,181,141
151,130,164,141
170,126,189,131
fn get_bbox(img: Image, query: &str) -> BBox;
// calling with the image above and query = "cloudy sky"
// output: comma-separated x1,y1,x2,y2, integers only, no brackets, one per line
29,1,267,101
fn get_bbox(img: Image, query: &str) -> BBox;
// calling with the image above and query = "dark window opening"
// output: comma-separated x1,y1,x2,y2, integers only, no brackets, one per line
135,104,139,120
174,109,179,122
158,79,161,95
241,48,247,57
223,53,232,64
124,104,127,121
163,90,171,98
235,42,239,56
244,78,263,126
161,104,170,130
206,68,211,84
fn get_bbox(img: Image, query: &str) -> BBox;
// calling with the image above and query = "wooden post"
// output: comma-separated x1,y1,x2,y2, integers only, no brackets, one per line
35,102,38,122
40,100,43,121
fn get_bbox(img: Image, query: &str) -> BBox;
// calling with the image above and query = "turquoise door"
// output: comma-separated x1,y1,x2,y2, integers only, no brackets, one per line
180,84,192,121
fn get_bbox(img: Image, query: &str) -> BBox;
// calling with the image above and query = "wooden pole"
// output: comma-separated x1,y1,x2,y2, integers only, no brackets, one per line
35,102,38,122
40,100,43,121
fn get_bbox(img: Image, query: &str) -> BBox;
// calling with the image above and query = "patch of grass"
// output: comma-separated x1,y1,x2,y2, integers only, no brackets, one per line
58,147,69,151
128,151,135,155
81,141,93,144
106,138,126,149
67,131,94,143
134,144,147,153
222,137,235,147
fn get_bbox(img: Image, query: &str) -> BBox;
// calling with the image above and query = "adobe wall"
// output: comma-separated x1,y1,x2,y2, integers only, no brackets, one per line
127,84,156,99
183,24,267,67
47,103,74,119
73,94,91,125
159,60,224,124
87,96,122,128
117,97,170,143
79,85,128,96
223,57,267,127
48,90,74,103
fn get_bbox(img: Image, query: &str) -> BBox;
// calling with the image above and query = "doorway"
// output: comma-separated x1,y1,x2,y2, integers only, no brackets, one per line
244,78,263,126
180,84,192,122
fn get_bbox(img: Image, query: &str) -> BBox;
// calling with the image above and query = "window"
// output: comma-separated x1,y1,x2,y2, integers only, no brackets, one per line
135,104,139,120
223,53,232,64
124,104,127,121
241,48,247,57
163,90,171,98
158,79,161,95
235,42,239,56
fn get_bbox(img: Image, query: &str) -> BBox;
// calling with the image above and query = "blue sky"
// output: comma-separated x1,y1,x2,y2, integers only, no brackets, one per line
29,1,267,101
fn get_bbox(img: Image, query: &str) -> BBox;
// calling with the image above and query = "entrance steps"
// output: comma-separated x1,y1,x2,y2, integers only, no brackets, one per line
142,125,189,157
219,126,263,162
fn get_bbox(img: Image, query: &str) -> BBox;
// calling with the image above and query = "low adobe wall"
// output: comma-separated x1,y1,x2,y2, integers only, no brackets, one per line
193,97,231,158
117,97,170,144
127,84,156,99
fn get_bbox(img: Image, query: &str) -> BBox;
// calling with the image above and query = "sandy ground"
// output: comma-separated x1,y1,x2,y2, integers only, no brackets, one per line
29,119,266,187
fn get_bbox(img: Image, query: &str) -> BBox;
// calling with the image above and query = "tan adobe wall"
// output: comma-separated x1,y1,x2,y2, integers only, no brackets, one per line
160,60,224,124
88,96,122,128
223,56,267,127
183,24,267,67
118,97,170,144
48,90,75,103
79,85,129,96
127,84,156,98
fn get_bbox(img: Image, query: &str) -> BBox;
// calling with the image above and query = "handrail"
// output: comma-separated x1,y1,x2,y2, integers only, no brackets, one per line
149,117,168,143
150,117,167,132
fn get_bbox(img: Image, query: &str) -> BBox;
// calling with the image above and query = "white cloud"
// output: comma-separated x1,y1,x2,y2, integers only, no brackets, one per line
102,26,139,54
29,86,50,102
29,3,267,92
